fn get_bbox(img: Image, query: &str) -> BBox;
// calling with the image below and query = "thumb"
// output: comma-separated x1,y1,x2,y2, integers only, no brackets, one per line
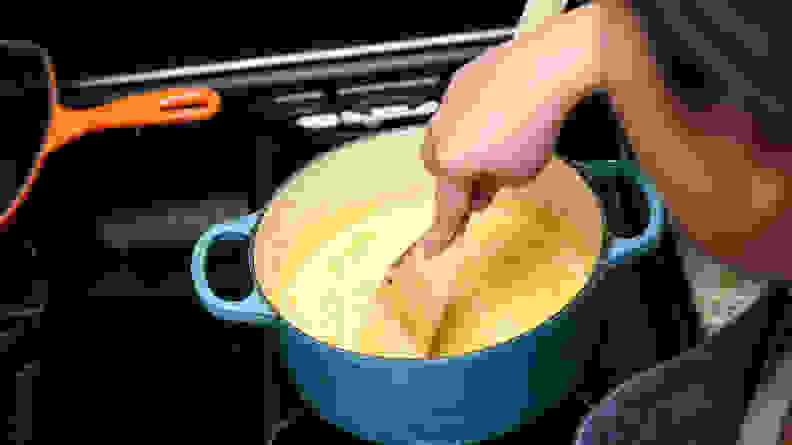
420,176,476,259
381,177,472,284
422,174,502,258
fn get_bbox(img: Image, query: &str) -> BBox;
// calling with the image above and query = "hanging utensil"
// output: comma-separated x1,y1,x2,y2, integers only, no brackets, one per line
0,40,221,231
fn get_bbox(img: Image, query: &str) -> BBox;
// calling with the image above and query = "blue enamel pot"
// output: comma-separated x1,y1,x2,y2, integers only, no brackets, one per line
191,154,663,445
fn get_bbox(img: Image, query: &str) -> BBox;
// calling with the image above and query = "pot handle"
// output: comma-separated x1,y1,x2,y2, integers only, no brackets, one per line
579,159,664,266
191,212,275,325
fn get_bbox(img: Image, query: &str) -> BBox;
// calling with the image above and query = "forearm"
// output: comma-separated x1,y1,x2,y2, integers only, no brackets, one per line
423,0,790,275
599,0,790,263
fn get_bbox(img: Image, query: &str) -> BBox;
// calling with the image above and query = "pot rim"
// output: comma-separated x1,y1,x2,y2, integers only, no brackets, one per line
246,158,660,361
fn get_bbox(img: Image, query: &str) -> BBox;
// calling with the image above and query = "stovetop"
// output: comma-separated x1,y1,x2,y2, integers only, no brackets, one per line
22,10,690,440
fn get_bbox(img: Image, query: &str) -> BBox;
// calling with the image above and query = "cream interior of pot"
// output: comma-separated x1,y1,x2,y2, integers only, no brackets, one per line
253,126,603,359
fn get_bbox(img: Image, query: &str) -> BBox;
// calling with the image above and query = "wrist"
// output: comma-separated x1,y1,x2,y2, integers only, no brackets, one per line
430,5,606,179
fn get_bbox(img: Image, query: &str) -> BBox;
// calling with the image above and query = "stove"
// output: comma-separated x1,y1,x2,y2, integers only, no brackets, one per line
18,2,702,441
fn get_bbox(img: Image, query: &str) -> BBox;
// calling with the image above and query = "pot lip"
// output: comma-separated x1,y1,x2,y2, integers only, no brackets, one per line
246,159,659,362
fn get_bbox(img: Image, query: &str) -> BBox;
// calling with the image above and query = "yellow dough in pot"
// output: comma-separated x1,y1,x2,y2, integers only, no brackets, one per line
254,126,602,359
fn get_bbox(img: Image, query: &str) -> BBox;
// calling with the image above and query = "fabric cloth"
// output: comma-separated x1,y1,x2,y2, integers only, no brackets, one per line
738,351,792,444
573,284,791,444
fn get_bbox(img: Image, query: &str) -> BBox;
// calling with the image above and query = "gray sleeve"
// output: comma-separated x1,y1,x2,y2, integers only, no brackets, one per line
573,390,648,445
572,341,751,444
573,402,616,445
572,366,661,445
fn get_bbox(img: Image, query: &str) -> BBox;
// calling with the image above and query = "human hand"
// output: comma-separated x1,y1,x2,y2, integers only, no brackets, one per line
392,37,560,267
377,5,605,351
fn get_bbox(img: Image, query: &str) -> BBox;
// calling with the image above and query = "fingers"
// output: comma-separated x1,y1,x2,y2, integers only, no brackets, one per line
432,177,473,229
420,121,451,179
419,176,473,257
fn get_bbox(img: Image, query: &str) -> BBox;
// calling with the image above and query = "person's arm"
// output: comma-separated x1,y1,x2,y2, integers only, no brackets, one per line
414,0,790,272
597,0,791,266
412,4,605,260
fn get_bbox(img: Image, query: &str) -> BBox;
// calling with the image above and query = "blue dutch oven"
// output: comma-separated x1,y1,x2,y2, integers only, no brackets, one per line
191,132,662,445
